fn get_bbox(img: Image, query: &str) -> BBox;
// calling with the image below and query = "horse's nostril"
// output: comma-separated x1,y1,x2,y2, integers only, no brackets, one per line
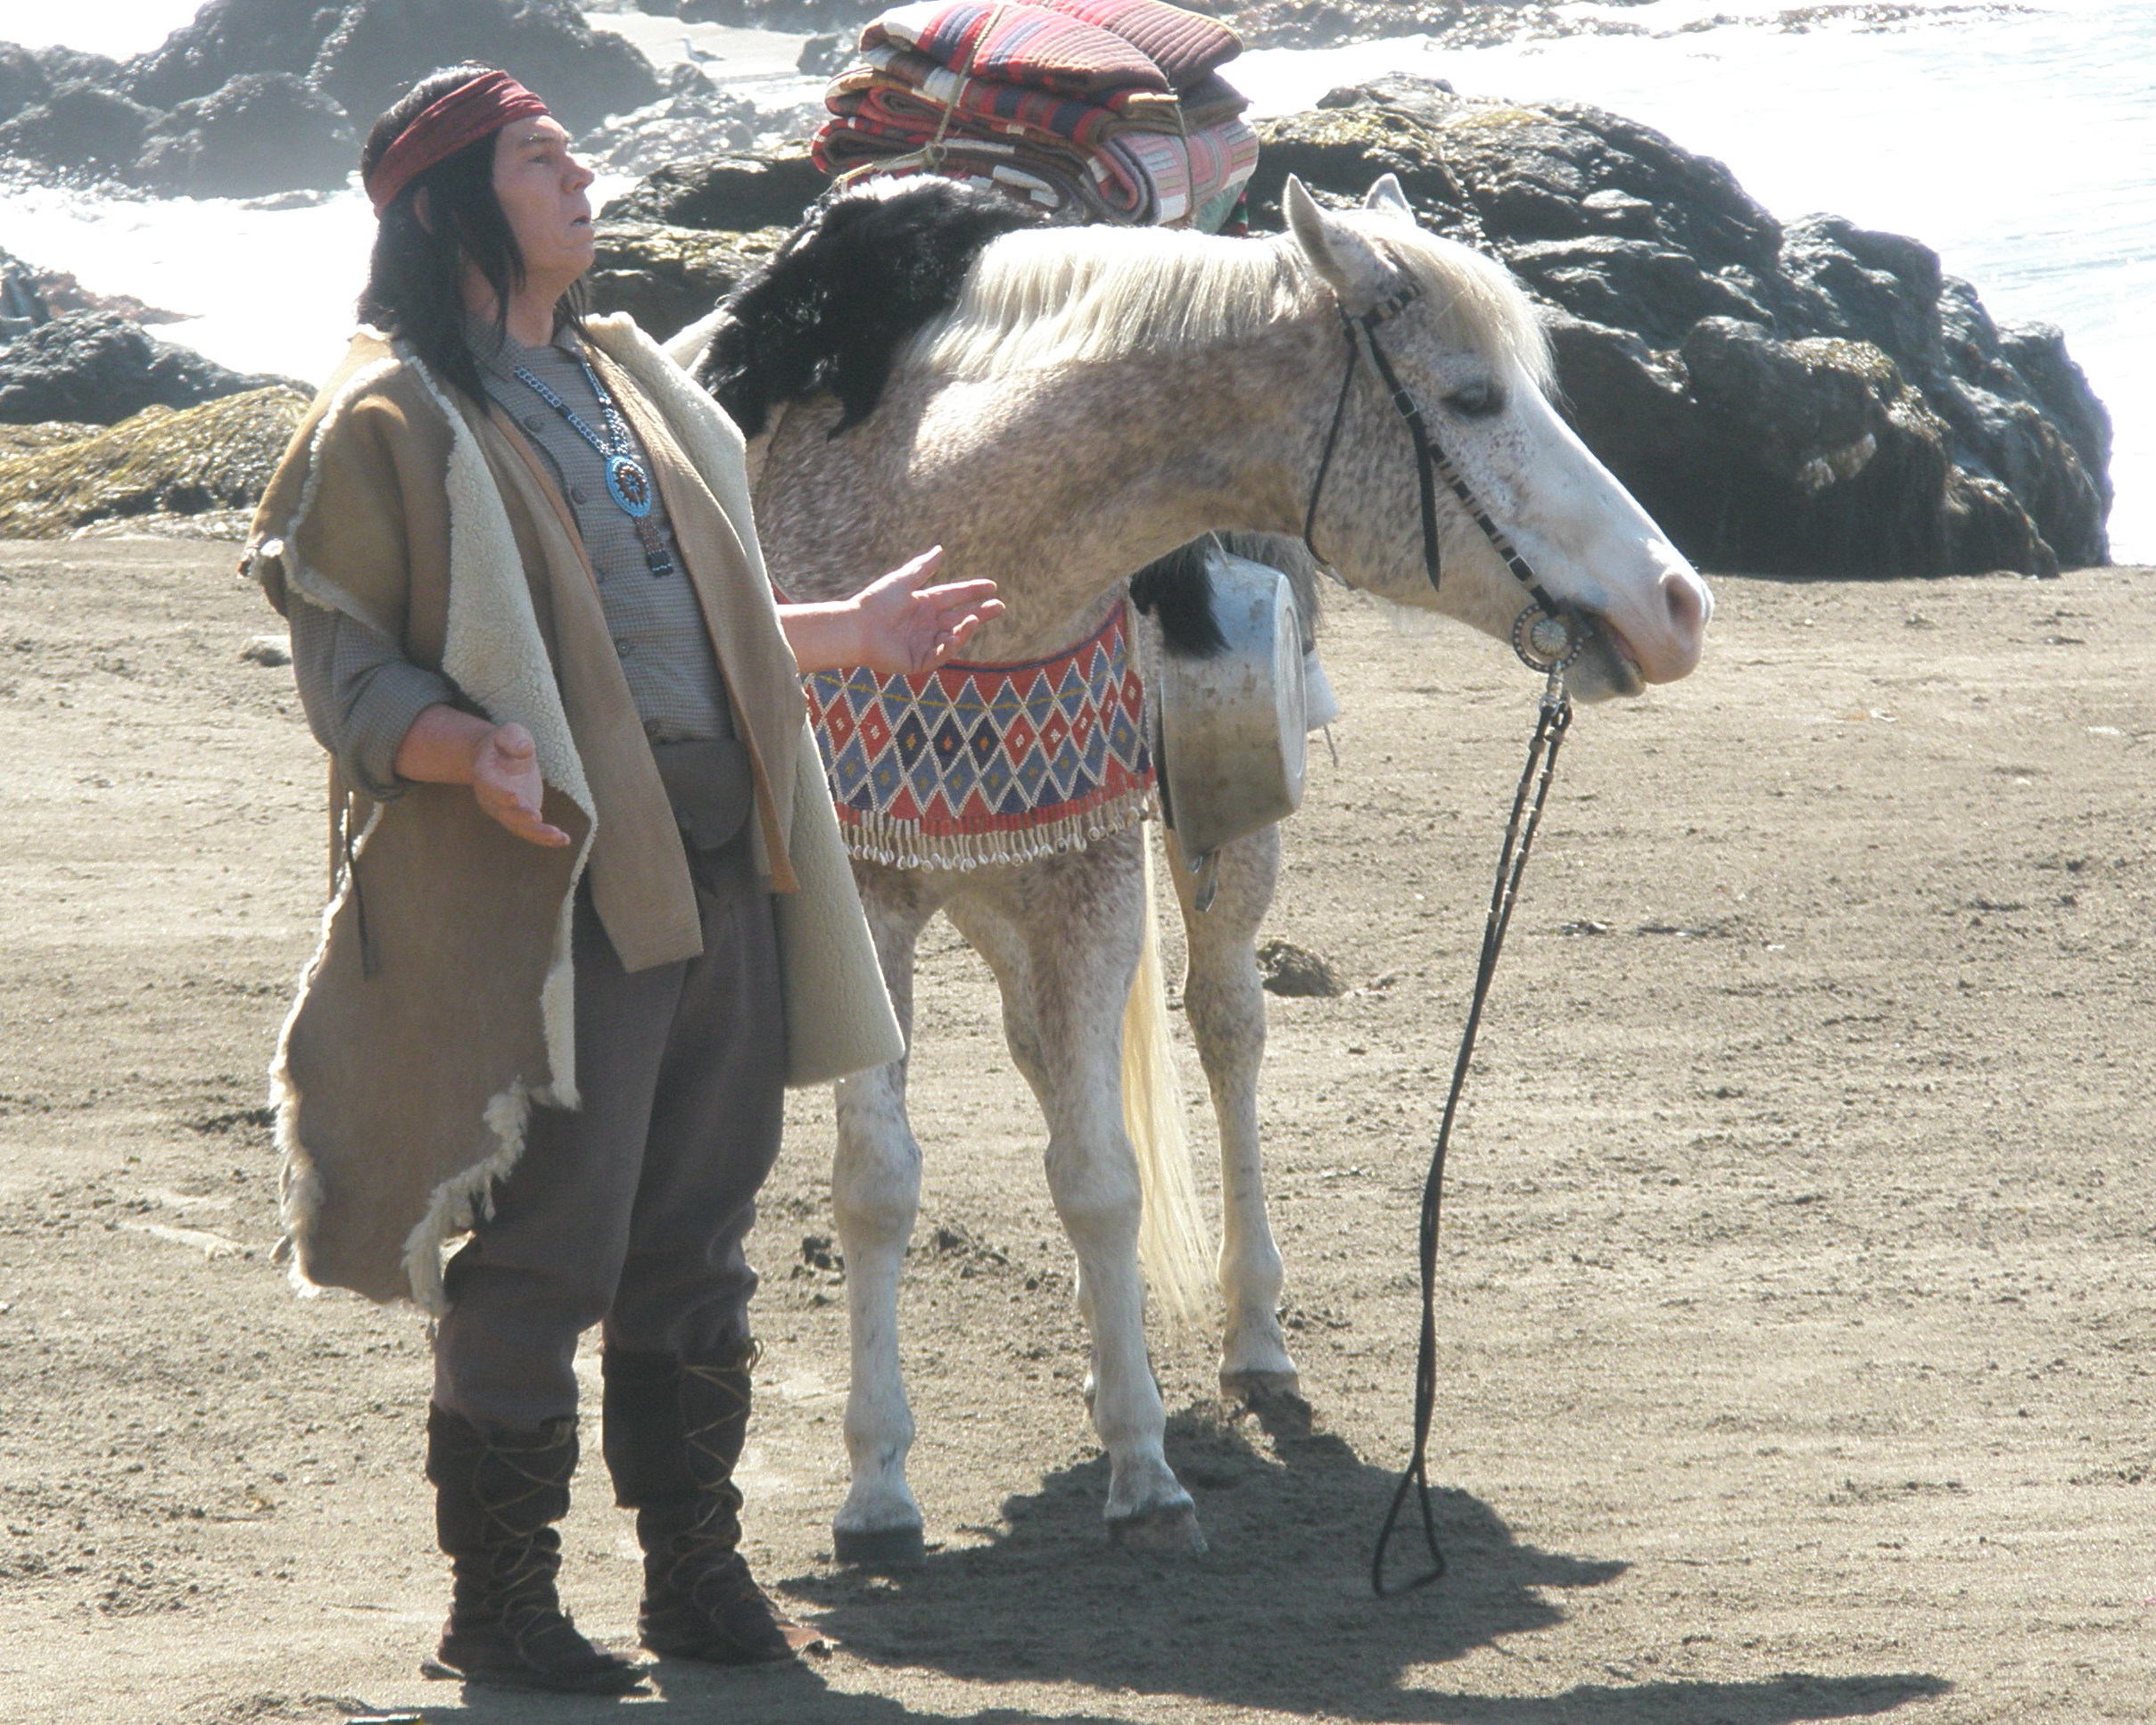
1662,568,1708,642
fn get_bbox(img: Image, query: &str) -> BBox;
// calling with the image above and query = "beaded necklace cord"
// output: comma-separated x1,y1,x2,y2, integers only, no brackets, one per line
512,355,678,578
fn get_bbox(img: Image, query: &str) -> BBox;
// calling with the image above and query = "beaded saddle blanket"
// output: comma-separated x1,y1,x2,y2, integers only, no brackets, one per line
803,600,1156,870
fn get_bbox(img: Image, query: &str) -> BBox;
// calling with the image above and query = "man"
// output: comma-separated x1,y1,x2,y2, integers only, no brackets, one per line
246,65,998,1695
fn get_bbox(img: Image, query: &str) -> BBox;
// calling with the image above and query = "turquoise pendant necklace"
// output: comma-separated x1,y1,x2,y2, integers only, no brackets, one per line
513,356,678,578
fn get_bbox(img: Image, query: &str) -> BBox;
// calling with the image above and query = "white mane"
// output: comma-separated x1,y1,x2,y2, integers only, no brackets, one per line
913,210,1552,384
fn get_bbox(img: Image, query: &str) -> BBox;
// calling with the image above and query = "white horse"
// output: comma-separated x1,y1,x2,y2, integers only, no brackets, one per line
680,173,1712,1556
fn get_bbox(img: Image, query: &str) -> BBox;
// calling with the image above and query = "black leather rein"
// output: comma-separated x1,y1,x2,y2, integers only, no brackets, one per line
1292,276,1588,1597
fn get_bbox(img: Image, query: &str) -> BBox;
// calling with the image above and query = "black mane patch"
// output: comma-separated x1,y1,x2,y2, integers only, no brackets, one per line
1130,539,1228,658
698,179,1047,439
1133,532,1323,660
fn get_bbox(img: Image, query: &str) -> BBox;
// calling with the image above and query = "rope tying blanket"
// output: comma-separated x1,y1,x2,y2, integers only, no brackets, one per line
805,600,1156,871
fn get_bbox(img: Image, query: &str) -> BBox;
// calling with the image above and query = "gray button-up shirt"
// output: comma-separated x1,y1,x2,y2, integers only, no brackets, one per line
290,319,736,799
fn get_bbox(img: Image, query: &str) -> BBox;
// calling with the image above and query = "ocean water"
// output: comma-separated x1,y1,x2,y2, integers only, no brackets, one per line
0,0,2146,560
1235,0,2155,562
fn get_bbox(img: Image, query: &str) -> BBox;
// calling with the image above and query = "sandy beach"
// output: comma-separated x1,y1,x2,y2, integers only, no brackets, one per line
1,534,2150,1723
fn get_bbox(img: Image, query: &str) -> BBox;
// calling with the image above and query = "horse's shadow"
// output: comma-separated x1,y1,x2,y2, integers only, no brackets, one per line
783,1406,1951,1725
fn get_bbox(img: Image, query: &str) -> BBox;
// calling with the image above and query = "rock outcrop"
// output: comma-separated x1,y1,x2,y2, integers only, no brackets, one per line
675,0,879,27
0,0,666,194
656,0,1548,51
1251,79,2109,575
0,248,184,341
0,43,126,128
591,148,825,337
576,62,760,177
600,146,828,230
0,384,308,539
586,223,786,340
310,0,661,136
135,70,357,197
0,312,294,426
0,420,98,458
0,80,160,177
122,0,343,110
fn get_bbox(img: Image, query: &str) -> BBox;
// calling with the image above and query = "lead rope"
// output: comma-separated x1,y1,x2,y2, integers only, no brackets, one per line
1372,668,1573,1597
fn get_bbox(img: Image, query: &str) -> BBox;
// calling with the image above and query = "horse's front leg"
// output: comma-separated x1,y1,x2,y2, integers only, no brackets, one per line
1165,823,1307,1424
992,829,1203,1551
830,865,944,1567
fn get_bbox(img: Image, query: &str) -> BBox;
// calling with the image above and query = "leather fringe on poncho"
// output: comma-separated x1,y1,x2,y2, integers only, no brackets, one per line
245,314,903,1313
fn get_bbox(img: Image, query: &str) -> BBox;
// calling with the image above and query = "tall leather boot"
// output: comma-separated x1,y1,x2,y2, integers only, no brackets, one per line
601,1344,817,1663
423,1404,644,1695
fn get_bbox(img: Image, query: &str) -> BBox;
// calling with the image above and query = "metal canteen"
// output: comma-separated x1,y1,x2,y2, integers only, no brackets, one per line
1159,550,1308,907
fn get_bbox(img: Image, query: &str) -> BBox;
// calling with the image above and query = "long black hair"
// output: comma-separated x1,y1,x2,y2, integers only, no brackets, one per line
356,65,583,402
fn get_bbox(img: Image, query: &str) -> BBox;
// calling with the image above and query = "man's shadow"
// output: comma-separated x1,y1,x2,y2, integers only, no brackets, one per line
779,1405,1951,1725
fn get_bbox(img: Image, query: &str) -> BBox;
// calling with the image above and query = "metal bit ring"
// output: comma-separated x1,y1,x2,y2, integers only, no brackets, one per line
1512,606,1582,674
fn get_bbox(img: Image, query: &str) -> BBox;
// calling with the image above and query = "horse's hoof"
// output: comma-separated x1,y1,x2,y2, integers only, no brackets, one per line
1222,1371,1313,1438
832,1523,927,1570
1107,1502,1208,1555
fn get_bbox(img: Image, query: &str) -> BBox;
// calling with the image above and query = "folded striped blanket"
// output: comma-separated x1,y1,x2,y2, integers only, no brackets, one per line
1033,0,1242,90
816,101,1255,225
1105,116,1258,226
814,131,1100,217
817,0,1256,228
863,1,1169,107
840,46,1163,150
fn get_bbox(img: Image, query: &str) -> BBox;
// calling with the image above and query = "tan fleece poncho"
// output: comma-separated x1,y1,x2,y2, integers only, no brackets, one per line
247,313,903,1312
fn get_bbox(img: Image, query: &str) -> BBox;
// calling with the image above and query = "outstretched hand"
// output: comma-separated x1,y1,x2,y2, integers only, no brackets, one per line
847,548,1004,675
392,706,572,848
469,722,572,847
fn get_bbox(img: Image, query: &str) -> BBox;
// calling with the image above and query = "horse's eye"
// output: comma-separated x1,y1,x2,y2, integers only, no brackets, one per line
1442,380,1506,419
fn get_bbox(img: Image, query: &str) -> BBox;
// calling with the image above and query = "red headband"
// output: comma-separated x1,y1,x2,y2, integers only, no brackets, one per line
366,70,553,216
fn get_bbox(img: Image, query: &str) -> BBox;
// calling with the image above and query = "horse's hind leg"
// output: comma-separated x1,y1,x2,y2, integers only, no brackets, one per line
980,829,1202,1551
830,869,943,1568
1165,823,1308,1427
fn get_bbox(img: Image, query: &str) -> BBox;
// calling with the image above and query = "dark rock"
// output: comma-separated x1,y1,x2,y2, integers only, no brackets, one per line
1254,79,2110,575
798,32,855,78
310,0,661,136
0,312,297,426
677,0,880,28
576,62,757,176
1996,322,2112,528
1229,1,1550,51
601,147,826,231
135,71,357,198
586,221,787,339
0,43,47,125
11,43,128,106
0,247,185,332
0,384,310,539
122,0,345,110
0,79,159,176
1,248,47,343
1256,939,1344,998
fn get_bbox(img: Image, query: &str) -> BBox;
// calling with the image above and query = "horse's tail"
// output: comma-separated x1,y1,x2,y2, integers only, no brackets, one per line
1123,833,1214,1326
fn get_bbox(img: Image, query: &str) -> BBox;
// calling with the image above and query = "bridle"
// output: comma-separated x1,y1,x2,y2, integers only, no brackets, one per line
1301,279,1583,676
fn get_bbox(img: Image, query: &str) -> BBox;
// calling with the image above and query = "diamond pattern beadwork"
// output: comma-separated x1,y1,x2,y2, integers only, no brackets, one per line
802,601,1156,870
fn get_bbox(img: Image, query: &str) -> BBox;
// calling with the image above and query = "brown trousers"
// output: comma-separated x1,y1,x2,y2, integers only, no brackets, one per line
431,831,786,1428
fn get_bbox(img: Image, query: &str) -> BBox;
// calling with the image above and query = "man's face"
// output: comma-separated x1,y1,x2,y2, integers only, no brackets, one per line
491,114,594,289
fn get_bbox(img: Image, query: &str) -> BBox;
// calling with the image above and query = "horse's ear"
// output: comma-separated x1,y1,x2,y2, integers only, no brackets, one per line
1283,175,1353,292
1364,173,1414,220
1285,173,1400,312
